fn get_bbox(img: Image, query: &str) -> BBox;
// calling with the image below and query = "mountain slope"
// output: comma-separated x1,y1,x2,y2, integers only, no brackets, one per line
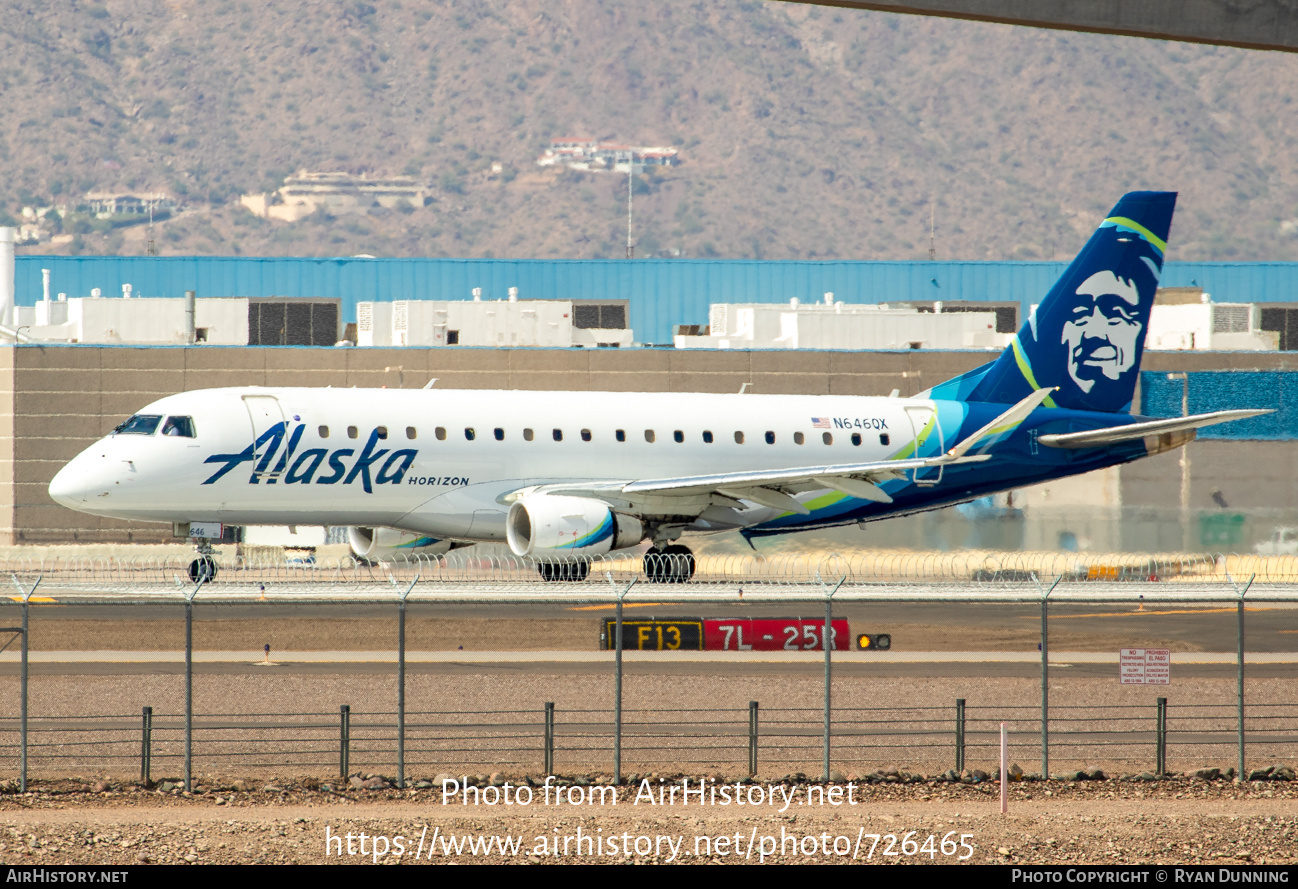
3,0,1298,262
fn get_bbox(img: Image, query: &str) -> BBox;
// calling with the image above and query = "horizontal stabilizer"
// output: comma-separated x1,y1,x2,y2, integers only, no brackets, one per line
1038,409,1272,449
945,387,1056,460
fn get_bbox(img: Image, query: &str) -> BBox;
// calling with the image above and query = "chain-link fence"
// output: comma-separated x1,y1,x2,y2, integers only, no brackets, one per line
2,699,1297,782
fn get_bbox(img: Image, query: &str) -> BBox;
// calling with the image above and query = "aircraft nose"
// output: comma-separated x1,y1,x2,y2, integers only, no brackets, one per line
48,459,89,507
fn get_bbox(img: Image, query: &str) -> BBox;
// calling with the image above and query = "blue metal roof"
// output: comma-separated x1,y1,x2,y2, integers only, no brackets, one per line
16,257,1298,344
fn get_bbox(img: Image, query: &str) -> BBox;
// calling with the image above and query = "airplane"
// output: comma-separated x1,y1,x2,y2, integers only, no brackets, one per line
47,191,1268,583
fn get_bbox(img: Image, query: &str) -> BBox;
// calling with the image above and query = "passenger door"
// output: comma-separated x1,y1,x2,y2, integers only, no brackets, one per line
905,404,944,485
242,394,286,482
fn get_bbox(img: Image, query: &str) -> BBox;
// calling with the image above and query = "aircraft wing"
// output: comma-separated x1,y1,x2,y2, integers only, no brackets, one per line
1038,409,1272,449
533,388,1048,515
538,452,991,515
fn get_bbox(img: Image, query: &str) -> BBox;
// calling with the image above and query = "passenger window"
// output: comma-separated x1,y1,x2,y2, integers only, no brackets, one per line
581,429,592,442
114,414,162,435
524,428,534,441
673,430,684,443
702,431,713,443
851,433,862,446
794,432,805,445
465,428,476,441
553,429,563,442
734,431,744,444
347,426,359,439
376,426,388,439
616,429,626,442
319,425,329,438
880,433,890,446
644,430,656,443
494,428,504,441
764,431,776,445
822,432,833,445
406,426,417,440
435,427,446,441
162,416,196,438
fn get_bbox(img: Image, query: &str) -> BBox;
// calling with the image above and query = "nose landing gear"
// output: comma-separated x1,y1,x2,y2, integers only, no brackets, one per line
188,556,217,583
188,536,218,583
644,544,695,583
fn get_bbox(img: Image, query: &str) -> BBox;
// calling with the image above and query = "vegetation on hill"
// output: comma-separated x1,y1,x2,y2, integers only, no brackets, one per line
3,0,1298,261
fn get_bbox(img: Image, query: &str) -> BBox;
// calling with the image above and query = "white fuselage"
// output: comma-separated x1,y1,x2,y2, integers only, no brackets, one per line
49,386,932,541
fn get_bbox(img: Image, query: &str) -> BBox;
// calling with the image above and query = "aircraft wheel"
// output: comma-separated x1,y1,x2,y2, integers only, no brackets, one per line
643,547,667,582
538,559,589,582
644,545,694,583
188,556,217,583
663,544,695,583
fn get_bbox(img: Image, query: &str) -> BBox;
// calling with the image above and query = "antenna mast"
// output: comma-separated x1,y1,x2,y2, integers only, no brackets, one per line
626,163,634,259
928,198,936,261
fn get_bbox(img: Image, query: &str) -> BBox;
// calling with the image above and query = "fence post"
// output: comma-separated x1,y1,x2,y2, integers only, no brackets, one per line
544,702,555,776
1041,594,1049,780
397,598,406,790
823,576,845,782
19,594,28,793
1156,697,1167,776
610,575,636,785
141,707,153,785
340,705,351,779
12,574,39,793
1237,597,1245,780
184,594,193,793
748,701,759,777
396,574,418,791
614,586,623,784
1235,574,1254,782
1038,575,1060,781
955,699,965,773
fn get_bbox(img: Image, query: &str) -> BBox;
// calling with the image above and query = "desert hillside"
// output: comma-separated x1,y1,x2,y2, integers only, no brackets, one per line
2,0,1297,261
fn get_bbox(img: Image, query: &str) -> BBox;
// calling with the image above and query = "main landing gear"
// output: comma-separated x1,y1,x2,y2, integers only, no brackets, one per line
644,544,695,583
536,559,590,582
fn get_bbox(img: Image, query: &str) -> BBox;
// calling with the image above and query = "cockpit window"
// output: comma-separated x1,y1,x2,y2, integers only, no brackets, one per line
114,414,162,436
162,416,196,438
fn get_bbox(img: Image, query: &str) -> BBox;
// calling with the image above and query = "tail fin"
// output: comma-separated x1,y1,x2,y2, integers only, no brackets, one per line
965,191,1176,413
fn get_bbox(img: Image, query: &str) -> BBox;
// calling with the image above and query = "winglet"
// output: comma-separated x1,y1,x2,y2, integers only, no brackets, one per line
944,387,1057,461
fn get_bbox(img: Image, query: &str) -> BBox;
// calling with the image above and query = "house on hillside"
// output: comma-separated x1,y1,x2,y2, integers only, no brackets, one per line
240,171,428,222
536,139,680,174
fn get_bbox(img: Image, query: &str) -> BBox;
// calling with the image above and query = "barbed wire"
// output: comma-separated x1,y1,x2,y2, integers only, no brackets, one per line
0,549,1294,601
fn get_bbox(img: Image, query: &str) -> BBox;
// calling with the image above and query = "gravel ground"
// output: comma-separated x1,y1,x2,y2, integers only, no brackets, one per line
1,778,1297,865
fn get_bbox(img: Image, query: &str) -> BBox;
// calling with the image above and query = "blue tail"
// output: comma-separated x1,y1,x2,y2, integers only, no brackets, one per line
964,191,1176,414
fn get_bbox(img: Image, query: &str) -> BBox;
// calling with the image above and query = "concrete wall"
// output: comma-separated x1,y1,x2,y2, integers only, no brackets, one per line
6,344,1296,546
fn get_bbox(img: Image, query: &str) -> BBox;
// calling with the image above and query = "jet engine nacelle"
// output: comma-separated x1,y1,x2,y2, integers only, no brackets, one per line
348,526,457,562
506,494,644,557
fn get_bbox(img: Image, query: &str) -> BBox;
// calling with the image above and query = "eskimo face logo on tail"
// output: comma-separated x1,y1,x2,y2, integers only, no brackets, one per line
201,422,417,493
1061,270,1143,394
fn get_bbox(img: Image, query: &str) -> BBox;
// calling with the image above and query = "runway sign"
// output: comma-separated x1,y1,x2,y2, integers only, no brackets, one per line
602,619,704,650
601,618,849,651
704,618,849,652
1120,648,1170,684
